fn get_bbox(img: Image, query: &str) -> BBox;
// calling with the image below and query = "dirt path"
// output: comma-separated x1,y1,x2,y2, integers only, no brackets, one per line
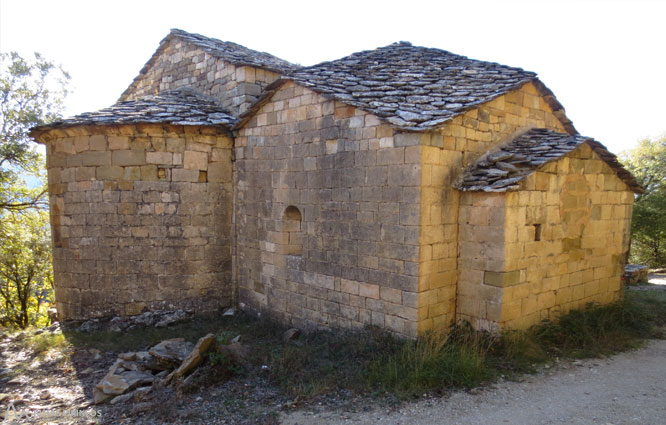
282,339,666,425
648,273,666,287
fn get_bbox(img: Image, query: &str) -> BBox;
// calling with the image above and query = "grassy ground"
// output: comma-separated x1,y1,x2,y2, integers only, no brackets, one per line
13,289,666,404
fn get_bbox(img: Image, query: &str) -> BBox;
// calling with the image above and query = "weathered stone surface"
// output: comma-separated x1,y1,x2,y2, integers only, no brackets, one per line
118,352,137,361
154,310,189,328
33,120,233,320
484,270,521,288
97,374,130,395
282,328,301,343
132,386,153,401
109,391,134,405
118,370,155,388
149,338,195,369
93,387,114,405
93,351,159,405
166,333,215,382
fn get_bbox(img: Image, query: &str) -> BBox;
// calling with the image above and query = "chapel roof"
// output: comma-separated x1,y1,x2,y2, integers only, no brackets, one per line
31,89,237,134
167,29,300,74
119,29,300,102
455,128,643,193
280,42,572,132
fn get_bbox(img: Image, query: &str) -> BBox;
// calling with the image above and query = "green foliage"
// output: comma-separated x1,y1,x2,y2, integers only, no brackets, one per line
367,327,494,396
528,292,666,358
0,51,68,328
620,135,666,266
0,209,53,328
26,331,69,356
0,51,69,211
266,293,666,398
206,349,244,380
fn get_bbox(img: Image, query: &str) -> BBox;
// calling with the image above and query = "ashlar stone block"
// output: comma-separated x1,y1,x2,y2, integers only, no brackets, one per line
184,150,208,170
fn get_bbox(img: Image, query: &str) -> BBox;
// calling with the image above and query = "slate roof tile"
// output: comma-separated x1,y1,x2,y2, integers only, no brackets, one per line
169,29,300,74
455,128,643,193
281,42,543,131
31,89,237,132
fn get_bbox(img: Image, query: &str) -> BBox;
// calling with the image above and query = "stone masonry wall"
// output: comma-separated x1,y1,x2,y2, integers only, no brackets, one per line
390,82,569,334
235,82,421,337
457,193,508,330
36,124,233,320
121,37,280,116
457,143,633,330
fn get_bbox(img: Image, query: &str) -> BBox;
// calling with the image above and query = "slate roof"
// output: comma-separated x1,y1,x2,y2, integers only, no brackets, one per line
168,29,299,74
284,42,559,131
455,128,643,193
31,89,237,134
119,29,299,102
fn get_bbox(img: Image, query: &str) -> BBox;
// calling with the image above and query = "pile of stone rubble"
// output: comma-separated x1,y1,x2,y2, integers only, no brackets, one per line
94,333,217,404
78,310,193,333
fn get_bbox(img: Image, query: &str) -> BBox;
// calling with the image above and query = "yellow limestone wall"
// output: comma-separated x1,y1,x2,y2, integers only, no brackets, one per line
417,81,568,333
456,192,507,330
458,143,634,330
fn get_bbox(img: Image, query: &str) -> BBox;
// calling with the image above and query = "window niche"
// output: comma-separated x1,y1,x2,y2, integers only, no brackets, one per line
283,206,303,256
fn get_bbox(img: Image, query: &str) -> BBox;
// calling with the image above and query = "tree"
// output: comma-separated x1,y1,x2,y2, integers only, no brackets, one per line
0,51,69,211
0,210,53,328
0,52,69,328
620,135,666,267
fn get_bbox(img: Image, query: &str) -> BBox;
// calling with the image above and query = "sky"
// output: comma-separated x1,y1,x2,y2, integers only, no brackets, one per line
1,0,664,155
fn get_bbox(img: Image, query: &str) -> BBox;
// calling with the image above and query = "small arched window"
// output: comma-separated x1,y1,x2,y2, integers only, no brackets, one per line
283,206,303,256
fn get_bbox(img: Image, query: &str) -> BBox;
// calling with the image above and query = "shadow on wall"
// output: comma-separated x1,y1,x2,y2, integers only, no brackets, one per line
283,206,303,256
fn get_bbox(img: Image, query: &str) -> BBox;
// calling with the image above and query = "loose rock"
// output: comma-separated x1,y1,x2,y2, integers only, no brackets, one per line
149,338,195,370
155,310,189,328
166,333,216,383
98,374,131,395
282,328,301,343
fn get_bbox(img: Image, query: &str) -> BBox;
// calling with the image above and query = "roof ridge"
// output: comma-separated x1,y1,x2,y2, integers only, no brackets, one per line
119,29,299,102
168,28,299,74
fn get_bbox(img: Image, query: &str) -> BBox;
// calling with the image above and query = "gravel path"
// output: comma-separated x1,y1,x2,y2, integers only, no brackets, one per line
282,339,666,425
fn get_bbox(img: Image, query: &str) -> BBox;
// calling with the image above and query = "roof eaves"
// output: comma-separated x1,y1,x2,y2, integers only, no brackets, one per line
283,75,541,133
30,119,235,142
31,90,237,140
391,77,538,132
583,139,644,194
455,129,644,194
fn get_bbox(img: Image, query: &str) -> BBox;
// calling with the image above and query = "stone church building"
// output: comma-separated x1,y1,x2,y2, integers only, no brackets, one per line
31,29,641,337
